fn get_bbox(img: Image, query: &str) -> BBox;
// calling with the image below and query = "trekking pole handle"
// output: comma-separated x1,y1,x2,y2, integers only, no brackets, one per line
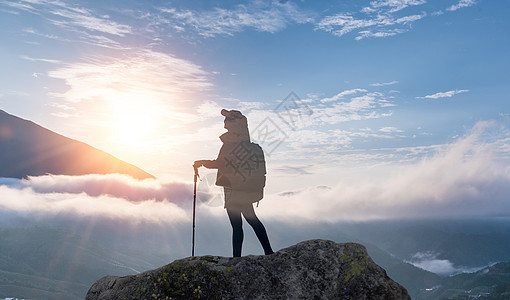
193,166,199,181
193,161,201,180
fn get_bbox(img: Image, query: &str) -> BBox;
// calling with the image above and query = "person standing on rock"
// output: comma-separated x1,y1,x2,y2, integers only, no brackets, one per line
194,109,274,257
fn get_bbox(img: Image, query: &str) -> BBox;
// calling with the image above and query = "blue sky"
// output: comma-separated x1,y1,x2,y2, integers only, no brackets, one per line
1,0,510,221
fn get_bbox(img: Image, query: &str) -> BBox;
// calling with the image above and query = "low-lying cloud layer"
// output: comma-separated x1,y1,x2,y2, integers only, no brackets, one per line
20,173,191,204
260,121,510,222
407,251,484,275
1,121,509,225
0,174,191,224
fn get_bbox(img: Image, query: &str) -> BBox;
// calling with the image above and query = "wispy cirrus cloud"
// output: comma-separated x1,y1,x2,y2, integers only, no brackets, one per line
316,0,427,40
244,88,398,162
364,0,427,13
370,80,399,87
316,0,477,40
3,0,131,48
3,0,131,36
22,28,59,40
447,0,476,12
282,126,405,154
48,7,131,36
157,1,314,38
417,89,469,99
321,89,368,103
311,90,395,126
248,89,395,134
19,55,61,64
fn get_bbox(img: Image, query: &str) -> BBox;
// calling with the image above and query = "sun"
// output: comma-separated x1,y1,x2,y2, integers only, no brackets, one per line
108,96,161,151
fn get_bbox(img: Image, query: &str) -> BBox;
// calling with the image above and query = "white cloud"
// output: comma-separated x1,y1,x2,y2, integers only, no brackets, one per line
1,0,37,12
6,0,131,36
5,0,132,49
15,174,191,205
407,252,458,275
316,0,427,40
317,0,477,40
318,12,426,40
370,81,399,87
78,30,127,49
48,49,211,104
19,55,61,64
197,100,224,119
367,0,427,13
259,121,510,222
23,27,59,40
407,251,485,275
160,1,313,37
321,89,368,103
157,1,314,37
316,14,377,37
2,122,509,235
447,0,476,11
417,89,469,99
379,126,403,133
0,175,190,224
309,91,394,126
245,90,395,158
237,101,266,111
48,8,131,36
286,129,352,149
355,28,407,40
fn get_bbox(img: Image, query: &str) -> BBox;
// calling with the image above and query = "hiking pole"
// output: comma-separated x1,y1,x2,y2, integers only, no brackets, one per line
192,165,199,257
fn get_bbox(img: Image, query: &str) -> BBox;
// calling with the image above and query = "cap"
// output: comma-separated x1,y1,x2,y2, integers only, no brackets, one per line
221,109,245,121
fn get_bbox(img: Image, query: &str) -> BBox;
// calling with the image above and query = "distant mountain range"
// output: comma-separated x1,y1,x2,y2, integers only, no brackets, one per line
415,261,510,299
0,109,154,179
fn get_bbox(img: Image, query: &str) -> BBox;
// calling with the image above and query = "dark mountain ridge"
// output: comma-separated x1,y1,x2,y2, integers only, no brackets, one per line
0,109,153,179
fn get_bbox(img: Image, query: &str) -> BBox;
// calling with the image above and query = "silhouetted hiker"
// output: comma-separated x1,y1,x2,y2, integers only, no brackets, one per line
194,109,274,257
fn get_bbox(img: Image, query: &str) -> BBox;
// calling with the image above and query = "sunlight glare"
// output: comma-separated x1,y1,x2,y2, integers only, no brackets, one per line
108,94,162,151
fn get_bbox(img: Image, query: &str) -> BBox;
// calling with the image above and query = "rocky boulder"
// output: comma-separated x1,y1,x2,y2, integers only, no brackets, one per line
86,239,410,299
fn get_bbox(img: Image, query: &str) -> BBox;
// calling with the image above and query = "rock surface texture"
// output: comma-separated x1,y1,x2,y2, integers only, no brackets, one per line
86,239,410,299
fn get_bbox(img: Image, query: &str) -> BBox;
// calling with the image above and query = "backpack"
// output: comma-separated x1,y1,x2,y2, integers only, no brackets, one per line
219,141,266,192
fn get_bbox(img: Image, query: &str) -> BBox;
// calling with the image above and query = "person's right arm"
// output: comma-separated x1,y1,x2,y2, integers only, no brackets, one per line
194,159,219,169
194,144,226,170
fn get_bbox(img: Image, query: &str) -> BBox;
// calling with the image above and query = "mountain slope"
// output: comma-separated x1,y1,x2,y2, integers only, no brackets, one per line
365,243,441,299
0,109,153,179
416,262,510,299
0,227,159,300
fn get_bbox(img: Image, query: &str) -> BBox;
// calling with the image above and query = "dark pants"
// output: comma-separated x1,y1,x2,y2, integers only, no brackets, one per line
226,202,274,257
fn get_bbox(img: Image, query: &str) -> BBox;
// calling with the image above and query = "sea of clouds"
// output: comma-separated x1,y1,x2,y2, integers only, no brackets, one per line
1,121,510,268
1,121,510,224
